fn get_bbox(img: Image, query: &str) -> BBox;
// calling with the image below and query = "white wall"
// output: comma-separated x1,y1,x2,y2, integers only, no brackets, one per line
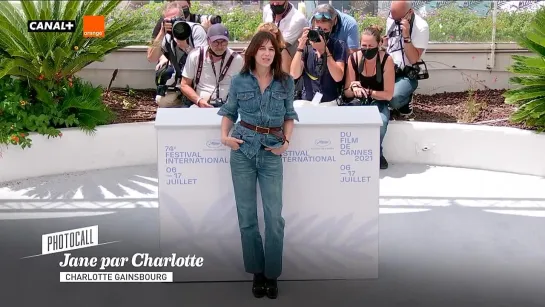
2,120,544,184
76,43,530,94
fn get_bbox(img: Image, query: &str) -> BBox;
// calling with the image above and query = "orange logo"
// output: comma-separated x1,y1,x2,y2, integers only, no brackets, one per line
83,15,105,38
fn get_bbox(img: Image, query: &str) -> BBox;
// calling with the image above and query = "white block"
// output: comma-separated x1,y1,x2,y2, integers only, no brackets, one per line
155,106,382,281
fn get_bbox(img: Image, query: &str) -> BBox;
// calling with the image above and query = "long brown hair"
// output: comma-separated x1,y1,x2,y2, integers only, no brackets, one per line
241,31,287,81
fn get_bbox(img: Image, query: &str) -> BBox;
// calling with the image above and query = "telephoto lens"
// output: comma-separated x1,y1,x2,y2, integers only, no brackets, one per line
172,21,191,41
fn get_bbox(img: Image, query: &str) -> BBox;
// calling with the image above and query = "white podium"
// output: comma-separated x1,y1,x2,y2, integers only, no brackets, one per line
155,106,382,281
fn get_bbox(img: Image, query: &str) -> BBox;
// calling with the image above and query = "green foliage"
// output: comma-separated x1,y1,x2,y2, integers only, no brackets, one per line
0,0,137,149
107,2,165,43
0,0,147,92
424,3,535,42
122,1,535,43
0,76,114,149
503,8,545,132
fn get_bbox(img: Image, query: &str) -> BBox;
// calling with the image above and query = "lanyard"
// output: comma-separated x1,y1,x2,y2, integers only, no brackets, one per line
209,50,226,100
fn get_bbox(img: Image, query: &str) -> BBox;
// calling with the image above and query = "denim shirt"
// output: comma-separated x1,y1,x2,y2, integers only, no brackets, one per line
218,71,299,160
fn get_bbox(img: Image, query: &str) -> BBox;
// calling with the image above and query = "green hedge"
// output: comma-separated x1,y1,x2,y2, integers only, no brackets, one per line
111,2,536,44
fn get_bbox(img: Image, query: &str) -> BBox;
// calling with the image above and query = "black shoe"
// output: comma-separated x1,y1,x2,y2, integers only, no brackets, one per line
252,273,266,298
265,278,278,299
380,155,388,169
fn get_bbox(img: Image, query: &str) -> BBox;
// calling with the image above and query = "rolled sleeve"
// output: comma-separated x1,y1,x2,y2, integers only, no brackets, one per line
284,77,299,121
217,77,239,123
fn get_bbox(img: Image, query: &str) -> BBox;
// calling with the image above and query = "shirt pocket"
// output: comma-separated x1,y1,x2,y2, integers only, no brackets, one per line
237,91,258,113
270,91,287,114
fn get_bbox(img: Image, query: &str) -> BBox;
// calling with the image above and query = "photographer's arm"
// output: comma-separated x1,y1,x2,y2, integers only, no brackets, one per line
401,21,429,65
325,41,346,83
290,28,309,80
343,54,357,99
325,48,344,82
147,26,166,62
402,41,424,65
147,37,165,63
290,48,304,80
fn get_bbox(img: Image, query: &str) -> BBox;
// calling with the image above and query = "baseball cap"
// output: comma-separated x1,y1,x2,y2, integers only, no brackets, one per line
207,24,229,42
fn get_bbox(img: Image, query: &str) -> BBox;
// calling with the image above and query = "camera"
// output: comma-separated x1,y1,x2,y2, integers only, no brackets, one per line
395,61,429,80
308,27,325,43
171,20,192,41
196,14,222,25
209,98,225,107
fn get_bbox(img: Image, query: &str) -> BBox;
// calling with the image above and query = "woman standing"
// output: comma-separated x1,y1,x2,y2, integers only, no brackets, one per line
343,25,395,170
217,31,298,299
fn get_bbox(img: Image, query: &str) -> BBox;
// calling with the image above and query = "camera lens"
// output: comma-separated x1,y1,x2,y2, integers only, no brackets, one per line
172,21,191,40
308,30,319,42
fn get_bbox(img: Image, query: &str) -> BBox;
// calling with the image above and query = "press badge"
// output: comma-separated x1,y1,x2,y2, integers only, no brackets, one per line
311,92,323,106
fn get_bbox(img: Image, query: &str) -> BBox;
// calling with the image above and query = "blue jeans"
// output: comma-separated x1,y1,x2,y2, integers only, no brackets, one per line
343,99,389,156
389,76,418,110
230,148,285,279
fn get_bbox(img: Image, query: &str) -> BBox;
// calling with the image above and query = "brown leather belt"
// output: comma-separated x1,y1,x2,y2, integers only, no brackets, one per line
239,121,285,142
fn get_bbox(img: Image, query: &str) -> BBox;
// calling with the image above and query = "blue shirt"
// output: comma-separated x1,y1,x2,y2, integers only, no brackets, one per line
309,9,360,50
330,10,360,50
301,37,348,102
218,71,299,160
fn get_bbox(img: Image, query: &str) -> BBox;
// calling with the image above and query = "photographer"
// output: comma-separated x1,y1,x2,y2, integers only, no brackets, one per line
384,0,430,117
147,1,208,108
181,24,243,108
289,4,348,106
262,1,308,57
343,26,395,169
151,0,221,36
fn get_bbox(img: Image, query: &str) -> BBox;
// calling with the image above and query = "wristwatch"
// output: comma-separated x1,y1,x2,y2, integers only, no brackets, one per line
403,37,412,43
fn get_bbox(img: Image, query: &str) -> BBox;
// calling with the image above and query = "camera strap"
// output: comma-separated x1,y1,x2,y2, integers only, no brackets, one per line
195,48,236,100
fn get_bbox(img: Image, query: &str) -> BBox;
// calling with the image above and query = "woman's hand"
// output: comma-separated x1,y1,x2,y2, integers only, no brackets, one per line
350,81,367,98
222,136,243,150
266,142,289,156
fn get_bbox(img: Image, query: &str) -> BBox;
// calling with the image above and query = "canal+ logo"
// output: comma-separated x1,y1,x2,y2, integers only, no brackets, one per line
314,138,331,147
206,139,222,148
28,15,105,38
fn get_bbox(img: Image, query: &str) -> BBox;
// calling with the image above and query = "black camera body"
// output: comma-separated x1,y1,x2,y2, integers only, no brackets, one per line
395,62,429,80
209,97,225,107
308,27,325,43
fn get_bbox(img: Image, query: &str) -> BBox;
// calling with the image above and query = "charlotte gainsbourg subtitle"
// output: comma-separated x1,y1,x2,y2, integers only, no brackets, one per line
59,253,204,270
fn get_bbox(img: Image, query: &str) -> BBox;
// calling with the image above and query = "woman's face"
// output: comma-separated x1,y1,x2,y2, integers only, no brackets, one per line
361,34,379,50
255,40,275,67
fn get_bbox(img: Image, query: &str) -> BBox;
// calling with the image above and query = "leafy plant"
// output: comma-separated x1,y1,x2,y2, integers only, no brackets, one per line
503,8,545,132
0,0,147,92
0,0,145,150
0,76,114,149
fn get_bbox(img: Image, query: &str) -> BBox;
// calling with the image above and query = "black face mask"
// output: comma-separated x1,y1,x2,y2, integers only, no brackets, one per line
271,4,286,15
182,7,190,18
362,47,378,60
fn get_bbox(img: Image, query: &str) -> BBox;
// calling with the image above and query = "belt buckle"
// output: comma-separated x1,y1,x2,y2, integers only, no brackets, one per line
256,125,270,134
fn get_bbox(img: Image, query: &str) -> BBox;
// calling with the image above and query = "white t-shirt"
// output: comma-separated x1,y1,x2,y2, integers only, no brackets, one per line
182,47,243,102
386,13,429,69
263,3,308,47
